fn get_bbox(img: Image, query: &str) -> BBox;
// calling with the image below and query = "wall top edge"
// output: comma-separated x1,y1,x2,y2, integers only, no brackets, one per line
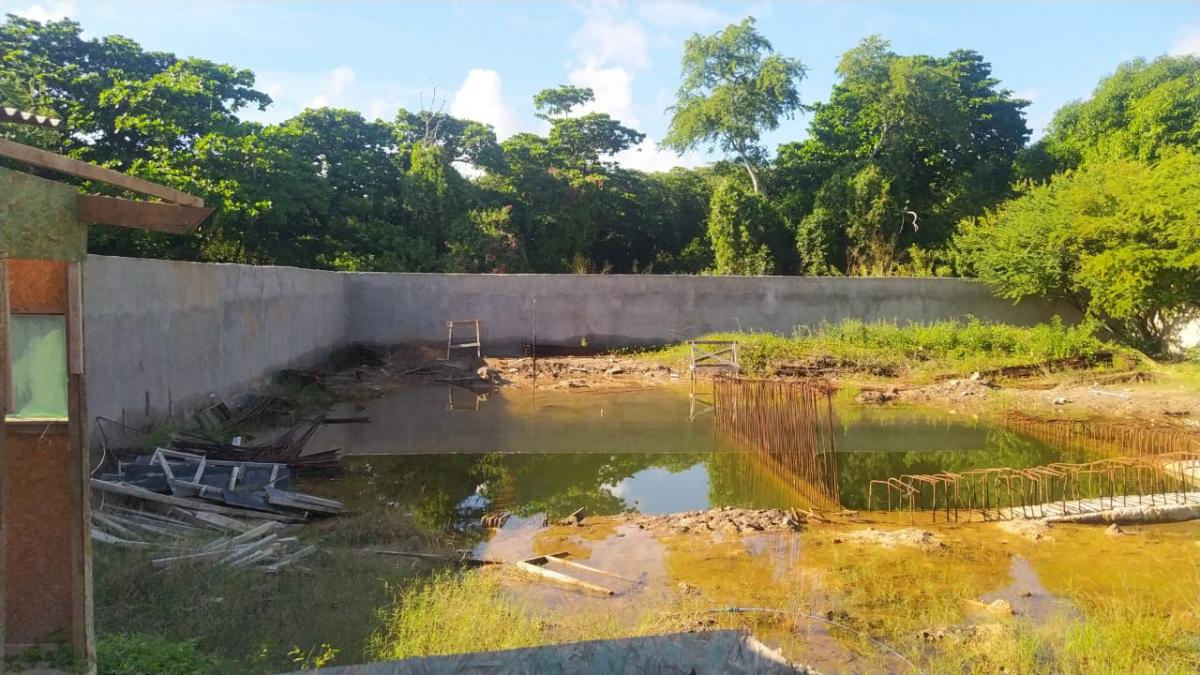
83,257,989,284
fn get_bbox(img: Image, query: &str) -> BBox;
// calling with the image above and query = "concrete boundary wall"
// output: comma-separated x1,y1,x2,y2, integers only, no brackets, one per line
83,256,348,428
82,257,1079,428
346,273,1080,352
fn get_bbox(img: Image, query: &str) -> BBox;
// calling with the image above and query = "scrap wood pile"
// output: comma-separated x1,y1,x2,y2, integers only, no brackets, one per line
91,448,343,571
96,392,359,474
93,447,345,523
91,508,318,573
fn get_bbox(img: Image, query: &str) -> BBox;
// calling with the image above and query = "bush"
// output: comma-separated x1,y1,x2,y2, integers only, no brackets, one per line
97,634,223,675
956,149,1200,353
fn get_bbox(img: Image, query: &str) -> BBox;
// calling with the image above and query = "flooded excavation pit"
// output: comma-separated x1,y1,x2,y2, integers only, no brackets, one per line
304,383,1087,526
290,380,1200,672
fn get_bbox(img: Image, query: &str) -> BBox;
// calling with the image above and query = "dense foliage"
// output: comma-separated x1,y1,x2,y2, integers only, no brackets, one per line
959,56,1200,351
957,150,1200,351
3,15,1198,349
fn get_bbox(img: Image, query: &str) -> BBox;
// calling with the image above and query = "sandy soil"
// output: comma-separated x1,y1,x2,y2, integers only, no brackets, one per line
314,343,1198,428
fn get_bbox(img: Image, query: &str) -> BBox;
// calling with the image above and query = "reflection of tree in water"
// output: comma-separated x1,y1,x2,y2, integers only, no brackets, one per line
340,452,707,530
338,454,505,531
706,449,829,510
494,453,705,520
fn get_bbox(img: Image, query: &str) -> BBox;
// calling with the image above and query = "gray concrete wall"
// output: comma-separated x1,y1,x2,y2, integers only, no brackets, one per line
346,273,1080,353
83,255,348,427
82,258,1079,429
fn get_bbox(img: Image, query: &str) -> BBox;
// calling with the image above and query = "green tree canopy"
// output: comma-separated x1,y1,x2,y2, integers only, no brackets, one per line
956,150,1200,352
1026,55,1200,178
781,37,1029,274
663,17,806,195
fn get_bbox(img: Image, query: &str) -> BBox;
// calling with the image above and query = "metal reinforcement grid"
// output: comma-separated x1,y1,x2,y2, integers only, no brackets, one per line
713,376,841,511
867,451,1200,522
1002,412,1200,458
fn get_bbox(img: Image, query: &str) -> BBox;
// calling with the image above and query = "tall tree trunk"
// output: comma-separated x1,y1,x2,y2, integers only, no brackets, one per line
742,157,761,195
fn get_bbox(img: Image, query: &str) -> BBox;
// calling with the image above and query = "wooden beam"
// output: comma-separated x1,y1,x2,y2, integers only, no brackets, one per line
0,139,204,207
76,194,212,233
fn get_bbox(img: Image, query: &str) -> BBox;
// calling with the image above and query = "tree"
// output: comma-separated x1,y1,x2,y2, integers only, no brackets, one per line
955,150,1200,352
663,17,806,195
706,179,791,275
783,37,1029,273
1030,55,1200,177
394,108,505,173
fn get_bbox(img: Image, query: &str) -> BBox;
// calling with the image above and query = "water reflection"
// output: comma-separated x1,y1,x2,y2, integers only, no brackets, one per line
303,385,1082,528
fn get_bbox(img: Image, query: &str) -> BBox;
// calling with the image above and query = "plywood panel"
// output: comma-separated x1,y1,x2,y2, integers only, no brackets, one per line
3,423,75,646
7,259,67,314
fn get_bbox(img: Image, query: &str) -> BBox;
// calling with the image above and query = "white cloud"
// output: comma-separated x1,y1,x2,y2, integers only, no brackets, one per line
1170,26,1200,56
561,2,704,171
614,137,702,172
1013,88,1039,103
638,0,735,29
569,64,639,127
7,0,76,22
305,65,356,109
449,69,522,139
571,0,649,71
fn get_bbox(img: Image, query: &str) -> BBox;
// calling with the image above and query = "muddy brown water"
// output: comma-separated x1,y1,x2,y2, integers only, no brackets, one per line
302,384,1084,528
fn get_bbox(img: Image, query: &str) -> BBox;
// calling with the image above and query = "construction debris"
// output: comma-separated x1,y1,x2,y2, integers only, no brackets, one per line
624,507,807,534
866,451,1200,522
513,551,634,596
90,507,319,573
171,417,344,473
97,404,353,473
94,448,344,523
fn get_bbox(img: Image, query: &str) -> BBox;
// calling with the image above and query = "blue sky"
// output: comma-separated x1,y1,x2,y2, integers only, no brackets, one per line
4,0,1199,170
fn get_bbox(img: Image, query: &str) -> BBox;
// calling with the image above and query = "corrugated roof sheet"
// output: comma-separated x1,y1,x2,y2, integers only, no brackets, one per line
1,107,63,129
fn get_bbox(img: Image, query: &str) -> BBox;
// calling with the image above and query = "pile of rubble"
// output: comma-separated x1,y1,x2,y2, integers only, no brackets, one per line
623,507,808,534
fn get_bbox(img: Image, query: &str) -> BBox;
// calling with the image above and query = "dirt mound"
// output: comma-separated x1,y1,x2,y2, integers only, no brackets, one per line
489,356,677,388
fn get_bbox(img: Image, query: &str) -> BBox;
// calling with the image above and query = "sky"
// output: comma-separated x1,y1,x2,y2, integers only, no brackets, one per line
3,0,1199,171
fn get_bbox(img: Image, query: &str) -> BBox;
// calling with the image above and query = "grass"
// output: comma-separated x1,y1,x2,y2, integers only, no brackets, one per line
642,318,1135,382
92,526,443,673
368,570,547,660
96,634,228,675
925,599,1200,674
796,523,1200,674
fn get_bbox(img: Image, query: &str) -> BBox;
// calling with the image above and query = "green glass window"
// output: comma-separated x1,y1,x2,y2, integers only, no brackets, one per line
8,314,68,420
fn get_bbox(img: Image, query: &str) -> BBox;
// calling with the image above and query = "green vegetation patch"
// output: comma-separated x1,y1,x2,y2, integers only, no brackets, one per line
645,318,1130,380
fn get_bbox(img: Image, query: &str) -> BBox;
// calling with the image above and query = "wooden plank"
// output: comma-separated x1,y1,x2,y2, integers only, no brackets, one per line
6,258,67,313
66,261,83,374
191,511,252,533
0,139,204,207
90,511,138,539
221,533,278,564
209,521,281,551
90,479,304,523
514,559,615,596
543,554,635,582
264,486,344,513
76,195,212,233
1,255,11,413
151,549,226,568
90,528,155,549
265,545,317,573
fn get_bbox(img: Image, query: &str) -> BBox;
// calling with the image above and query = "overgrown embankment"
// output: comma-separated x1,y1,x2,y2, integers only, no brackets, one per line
645,318,1138,381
